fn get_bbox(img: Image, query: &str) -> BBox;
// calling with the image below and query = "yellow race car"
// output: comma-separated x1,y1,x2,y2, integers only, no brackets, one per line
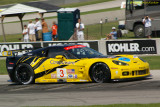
4,44,150,85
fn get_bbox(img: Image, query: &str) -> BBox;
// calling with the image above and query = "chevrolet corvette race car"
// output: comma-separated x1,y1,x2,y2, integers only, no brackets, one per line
3,44,150,85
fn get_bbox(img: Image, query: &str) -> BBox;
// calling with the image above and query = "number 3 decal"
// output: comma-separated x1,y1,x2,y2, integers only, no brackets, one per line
60,70,64,77
57,68,67,78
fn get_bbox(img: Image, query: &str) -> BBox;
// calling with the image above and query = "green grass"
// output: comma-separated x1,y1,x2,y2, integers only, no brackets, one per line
61,0,114,8
0,0,38,5
140,56,160,70
0,56,160,75
0,34,22,42
85,21,134,40
81,7,121,15
0,60,7,75
23,103,160,107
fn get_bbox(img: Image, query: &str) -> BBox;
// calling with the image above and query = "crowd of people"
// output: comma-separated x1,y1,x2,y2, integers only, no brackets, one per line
22,16,153,42
22,18,58,42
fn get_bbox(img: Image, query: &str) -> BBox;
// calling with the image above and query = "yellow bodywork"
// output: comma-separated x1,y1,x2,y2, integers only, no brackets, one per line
30,55,150,83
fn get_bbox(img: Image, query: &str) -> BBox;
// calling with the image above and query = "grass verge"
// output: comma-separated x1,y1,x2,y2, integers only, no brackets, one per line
0,59,7,75
0,0,38,6
0,34,22,42
61,0,114,8
0,56,160,75
23,103,160,107
81,7,121,15
85,21,135,40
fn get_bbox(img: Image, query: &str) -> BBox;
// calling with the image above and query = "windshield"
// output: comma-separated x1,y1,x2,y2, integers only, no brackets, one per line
67,47,103,59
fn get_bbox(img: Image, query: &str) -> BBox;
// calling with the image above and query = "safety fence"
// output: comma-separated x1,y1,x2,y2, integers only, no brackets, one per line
0,39,159,57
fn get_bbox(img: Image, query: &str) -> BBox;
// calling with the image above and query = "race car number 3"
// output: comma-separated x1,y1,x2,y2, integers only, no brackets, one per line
57,68,67,78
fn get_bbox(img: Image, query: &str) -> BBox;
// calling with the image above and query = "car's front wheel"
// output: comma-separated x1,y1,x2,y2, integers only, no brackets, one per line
90,63,111,83
14,63,34,85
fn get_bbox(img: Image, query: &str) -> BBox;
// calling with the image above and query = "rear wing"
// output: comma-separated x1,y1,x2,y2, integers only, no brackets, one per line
2,48,33,57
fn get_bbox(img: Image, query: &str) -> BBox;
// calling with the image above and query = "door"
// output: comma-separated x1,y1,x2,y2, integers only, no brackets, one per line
43,47,79,80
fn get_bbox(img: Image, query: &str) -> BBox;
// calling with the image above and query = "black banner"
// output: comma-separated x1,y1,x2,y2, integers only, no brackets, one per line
106,40,157,55
0,43,41,56
43,41,99,51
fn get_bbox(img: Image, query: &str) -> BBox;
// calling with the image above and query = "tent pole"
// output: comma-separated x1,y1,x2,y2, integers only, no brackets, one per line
39,13,44,19
18,13,25,31
1,16,6,42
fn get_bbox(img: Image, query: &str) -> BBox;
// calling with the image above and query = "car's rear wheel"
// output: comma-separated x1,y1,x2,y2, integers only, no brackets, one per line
90,63,111,83
14,63,34,85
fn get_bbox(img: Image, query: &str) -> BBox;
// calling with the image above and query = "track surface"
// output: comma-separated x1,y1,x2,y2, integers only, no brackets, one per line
0,70,160,107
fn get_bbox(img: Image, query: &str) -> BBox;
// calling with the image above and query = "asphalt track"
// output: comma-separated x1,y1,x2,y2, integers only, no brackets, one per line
0,70,160,107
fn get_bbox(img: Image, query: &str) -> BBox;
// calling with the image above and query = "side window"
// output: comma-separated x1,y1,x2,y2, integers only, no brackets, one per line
64,51,78,59
47,48,65,58
133,0,144,9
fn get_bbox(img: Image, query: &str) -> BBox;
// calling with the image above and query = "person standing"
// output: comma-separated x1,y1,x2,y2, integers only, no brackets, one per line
76,18,85,40
143,16,153,38
51,21,58,41
22,25,29,42
35,18,43,41
28,20,36,42
41,18,49,33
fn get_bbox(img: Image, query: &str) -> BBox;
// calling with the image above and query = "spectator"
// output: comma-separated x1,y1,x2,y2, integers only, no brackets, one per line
76,18,85,40
143,16,153,38
28,20,36,42
35,18,42,41
51,21,58,41
22,25,29,42
106,27,117,40
41,18,49,33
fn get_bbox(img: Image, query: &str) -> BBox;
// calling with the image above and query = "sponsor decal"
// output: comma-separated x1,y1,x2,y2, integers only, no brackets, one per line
118,57,130,62
67,69,75,74
74,74,78,78
0,43,41,56
7,67,13,70
43,41,99,51
50,60,75,65
106,40,157,55
68,74,73,78
51,73,57,79
57,68,67,78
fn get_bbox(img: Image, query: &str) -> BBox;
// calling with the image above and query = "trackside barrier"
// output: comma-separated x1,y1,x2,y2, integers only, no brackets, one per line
0,39,160,57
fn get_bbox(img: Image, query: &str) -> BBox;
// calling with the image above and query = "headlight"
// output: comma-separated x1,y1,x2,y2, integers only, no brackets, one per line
112,60,128,66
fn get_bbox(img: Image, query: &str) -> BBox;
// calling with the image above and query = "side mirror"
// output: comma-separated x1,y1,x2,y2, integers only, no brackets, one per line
55,55,66,60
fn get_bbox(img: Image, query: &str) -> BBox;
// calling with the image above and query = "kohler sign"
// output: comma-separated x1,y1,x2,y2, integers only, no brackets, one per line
0,43,41,56
106,40,157,55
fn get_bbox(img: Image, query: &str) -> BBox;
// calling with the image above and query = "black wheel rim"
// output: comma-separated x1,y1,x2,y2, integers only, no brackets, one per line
16,66,32,84
93,65,107,83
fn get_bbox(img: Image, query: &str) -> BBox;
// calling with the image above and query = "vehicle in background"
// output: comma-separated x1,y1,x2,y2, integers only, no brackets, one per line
125,0,160,37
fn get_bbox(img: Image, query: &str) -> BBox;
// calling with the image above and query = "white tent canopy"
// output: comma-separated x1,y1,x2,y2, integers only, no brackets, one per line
0,4,46,16
0,2,60,42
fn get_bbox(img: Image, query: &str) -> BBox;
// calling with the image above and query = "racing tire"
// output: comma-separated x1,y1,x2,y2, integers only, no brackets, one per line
14,63,34,85
90,63,111,83
134,24,145,38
